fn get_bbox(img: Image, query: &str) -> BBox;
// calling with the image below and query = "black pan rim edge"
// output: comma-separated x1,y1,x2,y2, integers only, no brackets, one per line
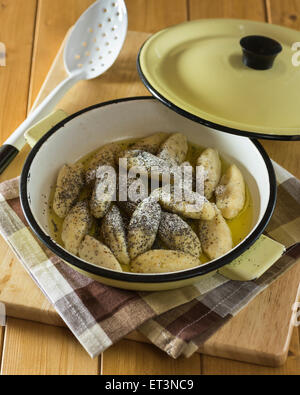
136,39,300,142
20,96,277,284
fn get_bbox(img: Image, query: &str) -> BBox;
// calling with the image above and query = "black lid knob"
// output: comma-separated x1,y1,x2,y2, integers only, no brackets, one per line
240,35,283,70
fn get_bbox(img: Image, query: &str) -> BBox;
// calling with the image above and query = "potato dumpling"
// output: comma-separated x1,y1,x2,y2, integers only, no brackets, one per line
196,148,222,199
215,164,246,219
158,212,201,257
50,132,252,276
128,197,161,260
79,235,122,272
86,142,121,185
131,250,200,273
157,133,188,165
198,206,233,260
129,132,169,155
90,169,116,218
157,187,215,220
121,150,172,181
53,163,85,218
101,204,130,266
61,200,91,255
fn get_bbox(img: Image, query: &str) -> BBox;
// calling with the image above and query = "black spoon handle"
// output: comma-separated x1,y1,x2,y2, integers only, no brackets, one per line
0,145,19,175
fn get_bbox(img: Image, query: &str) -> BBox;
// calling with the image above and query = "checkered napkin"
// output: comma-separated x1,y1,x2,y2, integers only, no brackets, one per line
0,162,299,358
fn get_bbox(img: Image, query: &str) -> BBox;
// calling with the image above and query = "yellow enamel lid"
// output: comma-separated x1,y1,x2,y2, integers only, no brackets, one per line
138,19,300,140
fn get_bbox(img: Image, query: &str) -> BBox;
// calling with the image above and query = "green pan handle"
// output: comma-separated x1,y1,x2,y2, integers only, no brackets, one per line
24,109,68,148
218,235,285,281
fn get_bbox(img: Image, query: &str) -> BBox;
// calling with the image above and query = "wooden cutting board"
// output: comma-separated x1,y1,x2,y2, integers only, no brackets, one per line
0,30,299,367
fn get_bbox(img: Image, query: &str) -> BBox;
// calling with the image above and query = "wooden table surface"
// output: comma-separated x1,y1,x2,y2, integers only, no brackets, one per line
0,0,299,375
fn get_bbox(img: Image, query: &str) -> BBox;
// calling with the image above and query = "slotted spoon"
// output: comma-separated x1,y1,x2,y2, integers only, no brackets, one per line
0,0,128,174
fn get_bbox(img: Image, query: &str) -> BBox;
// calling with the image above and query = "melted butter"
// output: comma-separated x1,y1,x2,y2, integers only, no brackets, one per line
48,137,253,267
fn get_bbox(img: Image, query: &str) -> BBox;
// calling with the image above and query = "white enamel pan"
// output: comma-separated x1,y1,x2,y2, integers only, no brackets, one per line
20,97,277,291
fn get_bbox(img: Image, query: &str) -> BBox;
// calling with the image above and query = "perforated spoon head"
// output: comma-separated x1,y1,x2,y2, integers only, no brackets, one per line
64,0,128,80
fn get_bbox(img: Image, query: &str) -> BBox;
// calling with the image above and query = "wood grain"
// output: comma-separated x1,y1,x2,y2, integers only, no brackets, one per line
126,0,187,32
28,0,95,109
260,140,300,179
102,339,201,375
200,264,300,367
202,328,300,375
0,242,63,327
1,318,99,375
0,0,60,329
0,0,299,375
189,0,267,20
0,0,37,142
266,0,300,28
